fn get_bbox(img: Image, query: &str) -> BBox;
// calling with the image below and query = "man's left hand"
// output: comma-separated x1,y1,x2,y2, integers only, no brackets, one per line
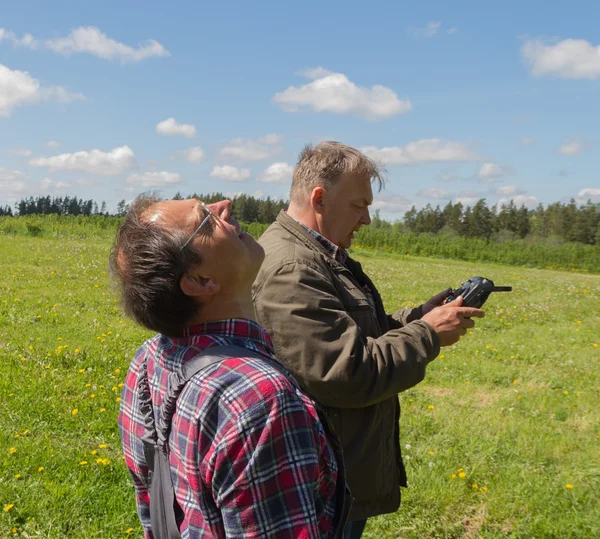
418,288,453,317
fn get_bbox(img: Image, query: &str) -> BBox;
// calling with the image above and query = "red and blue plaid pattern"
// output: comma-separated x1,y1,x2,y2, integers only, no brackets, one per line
118,319,339,538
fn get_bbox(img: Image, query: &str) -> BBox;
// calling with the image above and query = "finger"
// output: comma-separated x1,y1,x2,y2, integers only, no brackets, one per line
461,318,475,329
457,307,485,318
430,288,453,304
446,295,464,307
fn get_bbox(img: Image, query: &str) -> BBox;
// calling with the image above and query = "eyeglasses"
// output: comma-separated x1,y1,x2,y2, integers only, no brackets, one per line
180,200,219,250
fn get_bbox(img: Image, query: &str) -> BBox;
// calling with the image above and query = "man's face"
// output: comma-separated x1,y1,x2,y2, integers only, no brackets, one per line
320,173,373,249
145,198,264,291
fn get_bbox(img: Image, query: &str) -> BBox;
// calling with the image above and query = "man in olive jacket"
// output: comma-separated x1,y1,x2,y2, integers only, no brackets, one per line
252,141,484,538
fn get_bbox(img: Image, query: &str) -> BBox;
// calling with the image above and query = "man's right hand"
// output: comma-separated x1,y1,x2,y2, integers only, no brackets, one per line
421,296,485,347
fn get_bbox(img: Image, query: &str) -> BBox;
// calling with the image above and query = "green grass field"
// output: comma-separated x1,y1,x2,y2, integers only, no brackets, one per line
1,235,598,538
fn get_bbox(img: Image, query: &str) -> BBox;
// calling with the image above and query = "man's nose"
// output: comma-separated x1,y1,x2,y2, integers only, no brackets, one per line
207,200,232,220
361,208,371,226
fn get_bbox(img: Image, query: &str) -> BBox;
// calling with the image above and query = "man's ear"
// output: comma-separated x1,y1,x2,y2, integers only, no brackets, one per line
180,274,220,297
309,186,326,214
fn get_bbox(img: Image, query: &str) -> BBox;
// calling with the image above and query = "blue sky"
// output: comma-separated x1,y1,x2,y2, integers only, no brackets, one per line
1,0,599,218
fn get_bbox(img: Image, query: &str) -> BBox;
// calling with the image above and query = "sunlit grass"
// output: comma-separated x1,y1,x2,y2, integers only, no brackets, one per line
1,236,598,538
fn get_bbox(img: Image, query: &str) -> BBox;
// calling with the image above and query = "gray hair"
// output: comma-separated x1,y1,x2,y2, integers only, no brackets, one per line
290,141,384,202
109,193,203,337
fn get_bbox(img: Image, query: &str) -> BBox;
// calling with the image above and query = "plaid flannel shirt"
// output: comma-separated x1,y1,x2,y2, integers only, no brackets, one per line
119,319,339,538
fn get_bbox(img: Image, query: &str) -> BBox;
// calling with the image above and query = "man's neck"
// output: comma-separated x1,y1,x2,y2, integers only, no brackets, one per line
287,202,319,232
186,293,257,326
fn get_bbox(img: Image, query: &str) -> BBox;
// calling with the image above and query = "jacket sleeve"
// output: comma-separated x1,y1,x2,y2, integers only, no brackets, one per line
253,261,440,409
388,306,423,328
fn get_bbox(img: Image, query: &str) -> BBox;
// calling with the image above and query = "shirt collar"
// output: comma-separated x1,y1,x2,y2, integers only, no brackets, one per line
180,318,274,353
290,215,348,265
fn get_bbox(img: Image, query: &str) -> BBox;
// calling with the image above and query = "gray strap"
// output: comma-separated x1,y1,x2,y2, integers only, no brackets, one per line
138,344,297,539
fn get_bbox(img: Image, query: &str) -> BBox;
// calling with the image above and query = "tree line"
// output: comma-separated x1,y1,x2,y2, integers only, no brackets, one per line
373,199,600,246
6,193,600,246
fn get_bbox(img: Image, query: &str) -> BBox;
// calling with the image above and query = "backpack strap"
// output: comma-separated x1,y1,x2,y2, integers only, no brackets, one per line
138,344,292,539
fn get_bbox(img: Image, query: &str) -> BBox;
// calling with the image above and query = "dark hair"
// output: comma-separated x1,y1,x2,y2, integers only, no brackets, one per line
290,141,385,202
109,194,203,337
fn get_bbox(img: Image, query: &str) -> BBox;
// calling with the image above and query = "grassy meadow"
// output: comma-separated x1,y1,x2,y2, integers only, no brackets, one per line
0,233,598,538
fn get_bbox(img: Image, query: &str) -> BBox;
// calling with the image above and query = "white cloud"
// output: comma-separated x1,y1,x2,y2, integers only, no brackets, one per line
454,197,480,207
495,184,524,196
447,27,458,35
0,63,85,117
416,188,451,199
520,137,536,147
40,178,71,191
30,145,136,176
0,167,27,195
45,140,60,149
557,138,584,155
273,69,411,120
219,135,281,162
126,171,181,187
522,38,600,80
477,163,514,183
75,178,104,186
497,195,539,208
259,133,282,145
576,188,600,203
372,194,413,214
42,26,170,62
171,146,205,163
155,117,196,138
0,29,39,49
9,148,32,157
409,21,441,38
209,165,251,182
361,139,480,166
258,162,294,184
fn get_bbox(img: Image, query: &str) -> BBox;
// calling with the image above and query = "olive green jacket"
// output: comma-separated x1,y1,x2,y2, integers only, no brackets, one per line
252,211,440,521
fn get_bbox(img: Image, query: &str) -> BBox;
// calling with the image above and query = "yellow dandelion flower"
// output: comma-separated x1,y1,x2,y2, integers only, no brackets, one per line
563,390,569,395
126,529,134,534
71,409,78,416
9,447,16,455
593,343,598,348
100,408,106,413
458,472,466,478
38,467,44,472
85,383,91,387
116,397,121,403
4,504,14,512
458,468,464,472
99,444,107,449
91,450,97,455
90,394,95,399
75,348,80,354
428,451,434,455
481,486,488,492
14,474,21,479
115,368,121,374
439,355,444,359
28,345,33,350
14,433,20,438
428,404,435,409
472,483,478,489
450,474,456,479
513,380,519,384
566,483,573,489
80,461,88,465
23,429,29,435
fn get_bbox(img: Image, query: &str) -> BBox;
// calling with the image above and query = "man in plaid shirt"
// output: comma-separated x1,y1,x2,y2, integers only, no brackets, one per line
111,194,349,538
